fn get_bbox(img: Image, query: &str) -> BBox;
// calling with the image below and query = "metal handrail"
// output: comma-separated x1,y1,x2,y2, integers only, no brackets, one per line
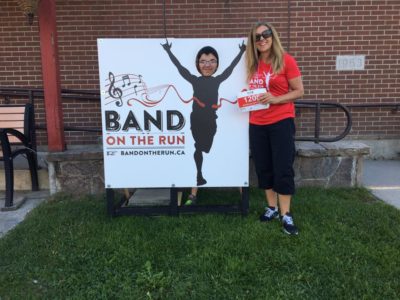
294,100,352,143
7,86,397,143
0,87,100,102
345,103,400,114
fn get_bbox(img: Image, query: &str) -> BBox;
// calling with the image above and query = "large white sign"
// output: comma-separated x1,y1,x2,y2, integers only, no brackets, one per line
97,38,249,188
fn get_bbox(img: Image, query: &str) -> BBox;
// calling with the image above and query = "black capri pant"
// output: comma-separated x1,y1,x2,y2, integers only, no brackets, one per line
249,117,296,195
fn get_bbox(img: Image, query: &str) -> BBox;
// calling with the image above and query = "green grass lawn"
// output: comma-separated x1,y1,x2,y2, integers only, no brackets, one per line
0,187,399,299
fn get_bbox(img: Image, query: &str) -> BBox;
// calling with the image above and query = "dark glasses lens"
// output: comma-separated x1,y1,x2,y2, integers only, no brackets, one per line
255,29,273,42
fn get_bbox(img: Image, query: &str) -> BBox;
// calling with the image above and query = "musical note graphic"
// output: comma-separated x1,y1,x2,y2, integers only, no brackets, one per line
108,72,123,106
122,75,131,87
105,73,145,106
104,73,238,108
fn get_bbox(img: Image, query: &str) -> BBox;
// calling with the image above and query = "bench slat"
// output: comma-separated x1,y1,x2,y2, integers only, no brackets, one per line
0,114,25,121
0,107,26,114
0,121,25,129
0,106,27,148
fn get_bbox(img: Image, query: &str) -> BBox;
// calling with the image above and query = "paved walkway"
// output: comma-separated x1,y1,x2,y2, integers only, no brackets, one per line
362,159,400,209
0,159,399,238
0,190,49,238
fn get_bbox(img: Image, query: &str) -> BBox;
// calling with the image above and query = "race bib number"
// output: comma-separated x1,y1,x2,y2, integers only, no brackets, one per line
237,88,269,112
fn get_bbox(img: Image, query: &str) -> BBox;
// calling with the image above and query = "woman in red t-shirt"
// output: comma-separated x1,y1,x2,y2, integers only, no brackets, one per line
245,21,304,235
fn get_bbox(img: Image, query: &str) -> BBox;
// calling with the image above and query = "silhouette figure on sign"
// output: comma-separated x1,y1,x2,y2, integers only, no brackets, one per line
162,41,246,186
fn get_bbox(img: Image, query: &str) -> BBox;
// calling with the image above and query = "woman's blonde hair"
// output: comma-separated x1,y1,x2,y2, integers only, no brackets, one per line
245,21,285,81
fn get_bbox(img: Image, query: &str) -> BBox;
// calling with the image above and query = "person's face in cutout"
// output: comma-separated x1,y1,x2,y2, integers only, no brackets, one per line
198,53,218,77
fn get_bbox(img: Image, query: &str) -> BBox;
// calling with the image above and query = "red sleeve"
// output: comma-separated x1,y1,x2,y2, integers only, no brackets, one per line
284,53,301,80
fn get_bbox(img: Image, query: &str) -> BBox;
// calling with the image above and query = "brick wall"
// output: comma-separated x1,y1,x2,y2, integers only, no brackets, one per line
0,0,399,146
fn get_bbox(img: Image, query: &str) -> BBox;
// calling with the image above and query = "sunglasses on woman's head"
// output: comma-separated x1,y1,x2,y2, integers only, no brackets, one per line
255,29,273,42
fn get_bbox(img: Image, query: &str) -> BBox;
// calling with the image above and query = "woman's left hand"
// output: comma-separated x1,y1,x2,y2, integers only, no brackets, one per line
258,92,278,105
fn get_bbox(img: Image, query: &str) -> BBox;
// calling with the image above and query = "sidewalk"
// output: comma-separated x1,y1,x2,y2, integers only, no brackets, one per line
1,159,399,238
0,190,49,238
362,159,400,209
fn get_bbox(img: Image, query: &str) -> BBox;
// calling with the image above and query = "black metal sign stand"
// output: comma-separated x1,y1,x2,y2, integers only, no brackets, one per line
106,187,249,217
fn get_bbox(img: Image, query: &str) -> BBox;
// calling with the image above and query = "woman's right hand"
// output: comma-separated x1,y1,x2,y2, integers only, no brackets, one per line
258,92,279,105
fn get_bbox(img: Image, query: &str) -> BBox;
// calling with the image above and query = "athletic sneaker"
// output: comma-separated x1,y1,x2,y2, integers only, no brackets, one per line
184,194,197,206
281,213,299,235
259,206,279,222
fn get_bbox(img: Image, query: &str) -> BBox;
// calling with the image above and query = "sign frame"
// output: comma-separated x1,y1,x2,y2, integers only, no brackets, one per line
98,38,250,216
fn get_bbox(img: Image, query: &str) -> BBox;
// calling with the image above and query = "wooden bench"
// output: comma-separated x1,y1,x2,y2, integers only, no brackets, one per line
0,104,39,208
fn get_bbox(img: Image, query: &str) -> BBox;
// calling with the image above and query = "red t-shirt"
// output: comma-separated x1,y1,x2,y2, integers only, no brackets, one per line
248,53,301,125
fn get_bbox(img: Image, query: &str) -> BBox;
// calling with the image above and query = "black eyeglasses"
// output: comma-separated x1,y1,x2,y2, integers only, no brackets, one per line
199,59,218,66
255,29,273,42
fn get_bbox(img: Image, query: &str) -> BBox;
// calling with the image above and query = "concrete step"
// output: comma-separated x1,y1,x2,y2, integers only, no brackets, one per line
0,152,49,191
127,188,172,206
0,168,49,191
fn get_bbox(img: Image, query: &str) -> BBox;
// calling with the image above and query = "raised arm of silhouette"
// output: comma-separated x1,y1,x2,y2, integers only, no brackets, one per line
216,41,246,83
162,41,246,110
162,42,196,84
161,41,246,187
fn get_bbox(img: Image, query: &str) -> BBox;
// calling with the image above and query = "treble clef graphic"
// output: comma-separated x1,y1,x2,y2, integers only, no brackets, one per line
108,72,123,106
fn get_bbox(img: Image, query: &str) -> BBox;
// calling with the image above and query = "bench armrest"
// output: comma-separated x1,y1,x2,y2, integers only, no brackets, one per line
0,128,31,147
